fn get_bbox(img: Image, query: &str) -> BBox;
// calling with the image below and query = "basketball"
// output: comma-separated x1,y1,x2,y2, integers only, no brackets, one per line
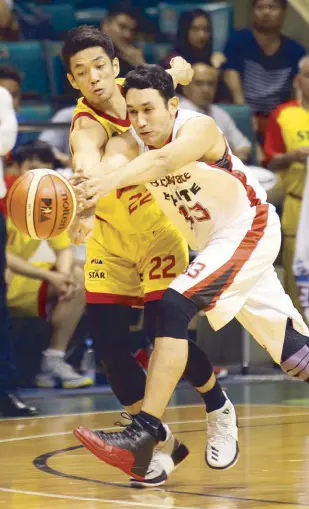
7,169,77,240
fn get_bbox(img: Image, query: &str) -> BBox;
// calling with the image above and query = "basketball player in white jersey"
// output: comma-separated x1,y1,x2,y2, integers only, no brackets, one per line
73,64,309,481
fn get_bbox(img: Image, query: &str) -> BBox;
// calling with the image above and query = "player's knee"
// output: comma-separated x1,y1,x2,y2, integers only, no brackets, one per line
145,288,198,340
280,318,309,381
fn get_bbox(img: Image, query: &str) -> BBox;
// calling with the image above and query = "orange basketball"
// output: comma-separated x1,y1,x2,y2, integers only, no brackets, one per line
7,169,77,239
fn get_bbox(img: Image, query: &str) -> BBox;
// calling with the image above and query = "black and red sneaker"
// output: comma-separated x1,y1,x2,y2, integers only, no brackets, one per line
74,418,156,480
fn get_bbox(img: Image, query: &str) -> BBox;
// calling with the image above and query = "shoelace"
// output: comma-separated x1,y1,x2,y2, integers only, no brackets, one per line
207,416,235,446
95,413,145,444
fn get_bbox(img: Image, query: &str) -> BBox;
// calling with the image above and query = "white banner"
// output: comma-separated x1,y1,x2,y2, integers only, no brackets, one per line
293,157,309,321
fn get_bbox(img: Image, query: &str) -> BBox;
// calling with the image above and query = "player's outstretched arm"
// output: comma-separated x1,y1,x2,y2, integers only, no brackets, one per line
79,116,225,207
70,115,108,176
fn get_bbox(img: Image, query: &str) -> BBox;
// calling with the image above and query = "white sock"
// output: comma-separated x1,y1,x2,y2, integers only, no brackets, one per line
44,349,65,358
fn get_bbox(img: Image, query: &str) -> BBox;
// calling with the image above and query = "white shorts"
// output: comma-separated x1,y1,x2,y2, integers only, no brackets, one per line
169,204,309,364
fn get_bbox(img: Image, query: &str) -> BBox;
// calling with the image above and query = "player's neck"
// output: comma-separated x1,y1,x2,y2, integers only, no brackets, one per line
89,86,127,119
301,97,309,111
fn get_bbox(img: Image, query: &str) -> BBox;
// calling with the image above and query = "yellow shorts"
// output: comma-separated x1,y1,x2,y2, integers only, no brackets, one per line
7,262,52,318
85,218,189,305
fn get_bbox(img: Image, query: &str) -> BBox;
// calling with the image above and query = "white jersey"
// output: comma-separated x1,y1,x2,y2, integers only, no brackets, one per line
130,108,272,251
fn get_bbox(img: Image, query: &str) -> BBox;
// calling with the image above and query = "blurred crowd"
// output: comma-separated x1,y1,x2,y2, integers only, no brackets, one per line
0,0,309,416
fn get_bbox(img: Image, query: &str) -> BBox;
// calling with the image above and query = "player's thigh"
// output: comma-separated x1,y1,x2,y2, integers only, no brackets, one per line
142,225,189,301
85,222,142,305
7,262,52,317
236,266,309,364
168,212,282,330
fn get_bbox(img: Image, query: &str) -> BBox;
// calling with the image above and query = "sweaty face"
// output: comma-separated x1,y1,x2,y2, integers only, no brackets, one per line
126,88,177,148
253,0,285,32
298,60,309,103
104,14,137,47
184,63,218,107
0,78,21,111
188,15,211,50
68,47,118,107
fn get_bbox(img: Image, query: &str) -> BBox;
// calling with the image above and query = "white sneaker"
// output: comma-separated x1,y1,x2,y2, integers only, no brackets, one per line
35,356,94,389
130,424,189,487
206,396,239,470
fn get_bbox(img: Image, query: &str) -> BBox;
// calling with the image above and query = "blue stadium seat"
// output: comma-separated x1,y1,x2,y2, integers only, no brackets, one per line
44,42,67,99
142,42,172,64
0,42,50,99
159,2,233,52
19,103,53,143
218,104,257,164
75,8,107,27
35,3,76,38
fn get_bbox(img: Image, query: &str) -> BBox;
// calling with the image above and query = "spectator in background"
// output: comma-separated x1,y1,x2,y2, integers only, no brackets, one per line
3,140,92,389
0,65,29,150
101,4,145,76
161,9,225,71
178,63,252,162
264,55,309,315
223,0,305,139
0,86,37,416
0,0,20,42
40,106,74,168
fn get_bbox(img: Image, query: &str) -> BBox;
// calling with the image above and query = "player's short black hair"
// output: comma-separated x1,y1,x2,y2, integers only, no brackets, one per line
61,25,115,73
14,140,56,168
123,64,175,105
0,65,21,85
252,0,287,7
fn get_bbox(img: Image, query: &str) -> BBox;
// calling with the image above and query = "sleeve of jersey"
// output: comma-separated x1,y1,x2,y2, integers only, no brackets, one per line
264,109,286,166
48,231,71,251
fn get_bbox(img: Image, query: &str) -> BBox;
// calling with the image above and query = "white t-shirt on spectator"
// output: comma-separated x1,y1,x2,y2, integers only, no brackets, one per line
0,86,18,198
39,106,75,156
178,96,251,153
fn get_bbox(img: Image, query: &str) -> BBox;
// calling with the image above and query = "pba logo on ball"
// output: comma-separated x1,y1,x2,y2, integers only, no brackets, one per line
91,258,103,265
40,198,53,223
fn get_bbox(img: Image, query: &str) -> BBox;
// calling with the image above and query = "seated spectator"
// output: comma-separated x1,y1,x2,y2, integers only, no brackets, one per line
0,0,20,42
161,9,225,71
3,140,92,389
0,65,29,151
223,0,305,139
179,62,252,162
264,55,309,315
39,106,74,168
101,3,145,76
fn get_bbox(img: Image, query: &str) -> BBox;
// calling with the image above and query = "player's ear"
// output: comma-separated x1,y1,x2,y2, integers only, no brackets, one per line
168,96,179,116
67,73,80,91
112,57,120,78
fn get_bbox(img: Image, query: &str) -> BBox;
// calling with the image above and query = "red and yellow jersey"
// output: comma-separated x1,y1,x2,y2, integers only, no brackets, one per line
70,78,170,234
264,100,309,198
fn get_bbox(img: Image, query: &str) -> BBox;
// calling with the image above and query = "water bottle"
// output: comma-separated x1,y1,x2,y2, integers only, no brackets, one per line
80,337,96,383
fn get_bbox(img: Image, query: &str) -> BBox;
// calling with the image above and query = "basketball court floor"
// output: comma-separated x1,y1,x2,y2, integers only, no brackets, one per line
1,376,309,509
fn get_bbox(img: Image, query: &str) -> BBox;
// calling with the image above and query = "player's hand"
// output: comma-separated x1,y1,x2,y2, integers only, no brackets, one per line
290,147,309,164
47,272,77,301
168,57,193,86
73,170,113,209
69,214,95,246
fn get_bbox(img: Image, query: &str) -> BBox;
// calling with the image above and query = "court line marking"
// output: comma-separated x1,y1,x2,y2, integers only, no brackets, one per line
0,402,307,423
0,487,205,509
2,410,309,443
